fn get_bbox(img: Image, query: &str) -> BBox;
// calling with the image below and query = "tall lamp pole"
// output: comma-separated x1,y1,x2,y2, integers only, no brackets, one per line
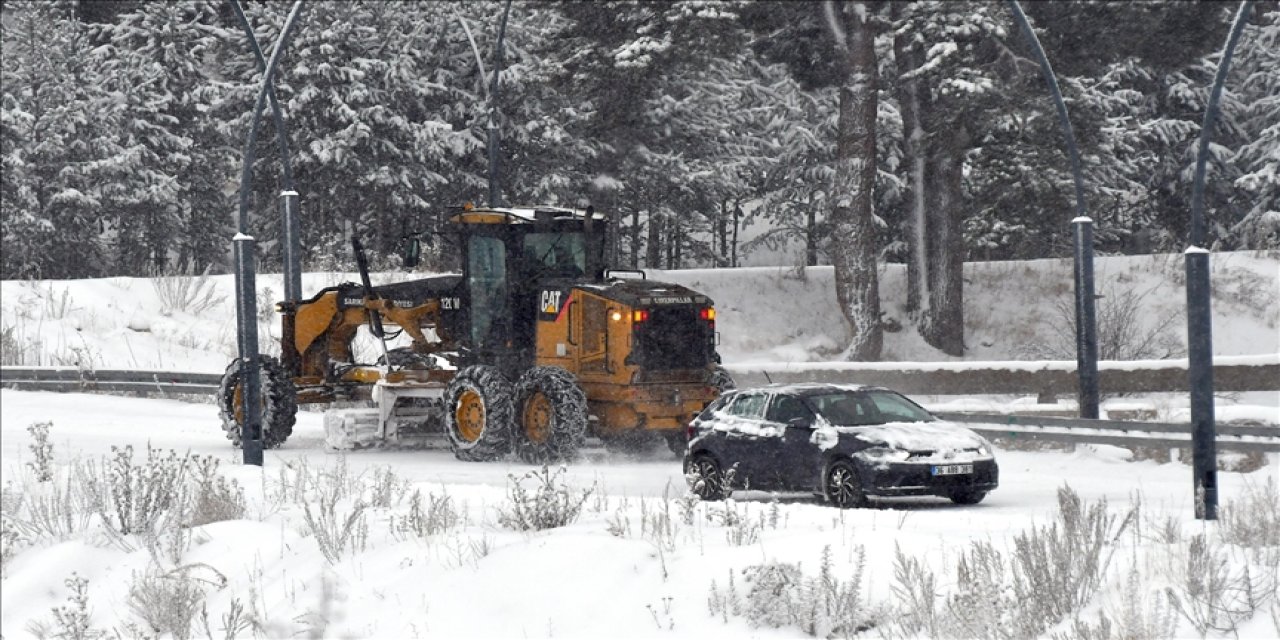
1186,0,1253,520
1006,0,1097,419
232,0,306,466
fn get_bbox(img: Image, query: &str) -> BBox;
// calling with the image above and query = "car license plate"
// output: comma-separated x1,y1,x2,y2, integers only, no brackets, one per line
932,464,972,476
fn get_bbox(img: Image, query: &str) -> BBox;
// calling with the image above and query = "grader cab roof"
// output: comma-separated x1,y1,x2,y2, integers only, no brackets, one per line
448,205,607,226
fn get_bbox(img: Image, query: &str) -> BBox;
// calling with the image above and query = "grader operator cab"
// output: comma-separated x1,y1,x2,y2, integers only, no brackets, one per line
217,205,732,462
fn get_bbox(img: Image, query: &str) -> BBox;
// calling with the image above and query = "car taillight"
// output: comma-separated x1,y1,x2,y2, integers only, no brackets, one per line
685,423,695,441
700,307,715,321
632,309,649,323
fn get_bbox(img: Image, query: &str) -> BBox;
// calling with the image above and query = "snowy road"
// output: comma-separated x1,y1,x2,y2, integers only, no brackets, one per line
0,389,1241,510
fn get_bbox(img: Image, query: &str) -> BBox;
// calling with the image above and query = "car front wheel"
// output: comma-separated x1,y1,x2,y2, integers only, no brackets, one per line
823,460,867,509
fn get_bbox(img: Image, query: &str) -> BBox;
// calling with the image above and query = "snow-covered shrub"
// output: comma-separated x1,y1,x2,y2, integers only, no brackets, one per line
496,465,593,531
96,445,190,536
127,564,224,640
1027,279,1184,362
1220,476,1280,549
889,544,938,638
26,420,54,482
741,561,804,629
705,499,762,546
187,455,245,527
301,481,368,564
1052,563,1177,640
367,466,412,508
151,264,224,317
11,462,95,542
1165,534,1262,636
27,573,105,640
392,490,459,539
1008,486,1135,636
0,322,36,365
725,547,878,638
640,495,678,552
943,541,1013,639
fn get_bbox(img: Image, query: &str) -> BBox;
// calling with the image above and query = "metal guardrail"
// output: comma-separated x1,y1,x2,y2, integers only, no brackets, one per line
936,412,1280,453
725,356,1279,397
0,367,220,396
3,365,1277,452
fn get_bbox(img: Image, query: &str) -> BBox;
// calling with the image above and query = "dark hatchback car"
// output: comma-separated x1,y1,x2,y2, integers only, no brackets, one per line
683,384,998,508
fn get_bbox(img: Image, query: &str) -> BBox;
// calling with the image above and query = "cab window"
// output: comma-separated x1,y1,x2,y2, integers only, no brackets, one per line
523,232,585,277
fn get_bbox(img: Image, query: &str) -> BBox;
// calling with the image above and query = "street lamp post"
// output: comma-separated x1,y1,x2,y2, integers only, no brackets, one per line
232,0,306,466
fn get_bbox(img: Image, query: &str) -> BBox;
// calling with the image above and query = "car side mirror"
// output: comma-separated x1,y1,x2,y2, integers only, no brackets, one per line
787,417,813,429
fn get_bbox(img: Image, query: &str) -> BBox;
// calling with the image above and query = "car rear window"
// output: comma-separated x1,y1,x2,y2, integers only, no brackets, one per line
726,393,767,419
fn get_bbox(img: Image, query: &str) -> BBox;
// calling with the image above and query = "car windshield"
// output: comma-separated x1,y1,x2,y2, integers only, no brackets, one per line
806,390,934,426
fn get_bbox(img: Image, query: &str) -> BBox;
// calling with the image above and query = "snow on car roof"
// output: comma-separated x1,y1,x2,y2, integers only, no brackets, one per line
732,382,878,395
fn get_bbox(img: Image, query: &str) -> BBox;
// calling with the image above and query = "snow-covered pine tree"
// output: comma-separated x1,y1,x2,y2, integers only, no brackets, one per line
93,0,234,275
1229,6,1279,248
549,1,744,269
214,1,487,271
1,1,131,279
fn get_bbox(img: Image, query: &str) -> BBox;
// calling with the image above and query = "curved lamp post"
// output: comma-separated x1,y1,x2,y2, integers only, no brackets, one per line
1185,0,1253,520
453,0,513,208
232,0,306,466
230,0,303,306
1006,0,1098,419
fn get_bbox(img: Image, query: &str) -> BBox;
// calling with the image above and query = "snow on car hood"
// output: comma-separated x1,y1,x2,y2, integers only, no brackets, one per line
814,419,992,458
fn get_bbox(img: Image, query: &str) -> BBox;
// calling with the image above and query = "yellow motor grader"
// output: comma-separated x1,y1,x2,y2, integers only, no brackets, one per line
217,205,733,462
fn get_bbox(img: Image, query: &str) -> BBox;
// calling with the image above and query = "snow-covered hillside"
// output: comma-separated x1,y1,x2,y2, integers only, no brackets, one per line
3,251,1276,373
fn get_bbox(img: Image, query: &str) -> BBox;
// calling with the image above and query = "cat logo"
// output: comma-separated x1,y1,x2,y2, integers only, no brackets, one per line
540,290,563,314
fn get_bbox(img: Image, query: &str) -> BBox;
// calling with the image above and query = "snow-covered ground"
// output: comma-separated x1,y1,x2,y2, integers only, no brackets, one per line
2,251,1278,639
2,390,1278,639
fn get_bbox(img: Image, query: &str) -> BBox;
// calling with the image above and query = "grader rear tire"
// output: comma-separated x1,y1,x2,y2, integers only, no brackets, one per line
444,365,514,462
217,355,297,449
513,366,587,464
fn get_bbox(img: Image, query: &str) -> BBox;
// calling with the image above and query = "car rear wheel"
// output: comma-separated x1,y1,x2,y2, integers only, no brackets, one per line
823,460,867,509
686,453,728,501
513,366,587,464
950,490,987,505
445,365,514,462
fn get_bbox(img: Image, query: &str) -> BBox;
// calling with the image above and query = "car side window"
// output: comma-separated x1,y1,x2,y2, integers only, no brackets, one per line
699,394,732,420
766,395,814,424
813,393,880,425
726,392,767,419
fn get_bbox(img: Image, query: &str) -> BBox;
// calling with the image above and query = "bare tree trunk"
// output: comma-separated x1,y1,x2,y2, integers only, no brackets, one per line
826,0,881,361
893,8,928,316
646,209,662,268
731,201,741,268
716,199,728,266
920,125,967,356
629,207,641,269
893,3,965,356
805,190,818,266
